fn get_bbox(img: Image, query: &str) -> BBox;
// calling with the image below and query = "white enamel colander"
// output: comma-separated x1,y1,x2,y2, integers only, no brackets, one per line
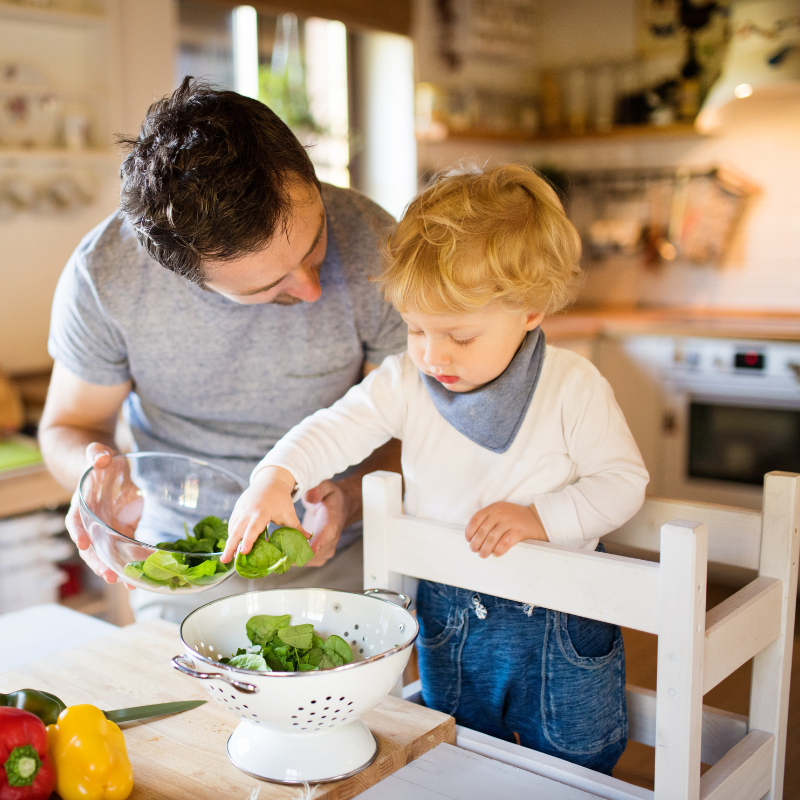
172,587,418,784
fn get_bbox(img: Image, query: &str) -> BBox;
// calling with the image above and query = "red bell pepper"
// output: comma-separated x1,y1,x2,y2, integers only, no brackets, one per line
0,708,55,800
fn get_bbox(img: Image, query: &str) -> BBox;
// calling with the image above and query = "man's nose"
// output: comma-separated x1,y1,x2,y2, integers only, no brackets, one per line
287,263,322,303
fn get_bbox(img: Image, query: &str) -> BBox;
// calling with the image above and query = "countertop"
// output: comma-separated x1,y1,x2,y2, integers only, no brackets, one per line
541,307,800,343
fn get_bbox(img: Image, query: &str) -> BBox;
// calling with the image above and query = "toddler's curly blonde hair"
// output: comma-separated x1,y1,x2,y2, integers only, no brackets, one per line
379,163,582,316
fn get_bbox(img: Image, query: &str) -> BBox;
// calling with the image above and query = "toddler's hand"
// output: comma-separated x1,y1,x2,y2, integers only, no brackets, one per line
465,502,548,558
221,466,307,563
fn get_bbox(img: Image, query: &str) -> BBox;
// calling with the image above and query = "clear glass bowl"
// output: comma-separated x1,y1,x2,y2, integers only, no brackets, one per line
78,452,247,594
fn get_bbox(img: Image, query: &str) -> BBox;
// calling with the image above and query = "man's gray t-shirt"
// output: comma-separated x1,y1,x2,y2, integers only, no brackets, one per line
48,184,407,484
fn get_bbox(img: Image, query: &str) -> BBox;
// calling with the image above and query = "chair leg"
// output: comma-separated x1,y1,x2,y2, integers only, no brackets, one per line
654,521,708,800
748,473,800,800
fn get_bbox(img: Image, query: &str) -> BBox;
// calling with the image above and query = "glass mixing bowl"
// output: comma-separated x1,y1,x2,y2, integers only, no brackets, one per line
78,452,247,594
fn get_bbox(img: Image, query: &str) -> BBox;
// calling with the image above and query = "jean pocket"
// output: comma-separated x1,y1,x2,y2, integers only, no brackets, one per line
416,605,468,716
541,611,627,757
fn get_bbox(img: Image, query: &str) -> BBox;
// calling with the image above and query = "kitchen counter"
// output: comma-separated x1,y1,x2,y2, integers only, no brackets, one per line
542,307,800,343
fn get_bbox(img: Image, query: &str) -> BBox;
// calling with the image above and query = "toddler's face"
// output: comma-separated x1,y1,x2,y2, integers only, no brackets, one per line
402,303,544,393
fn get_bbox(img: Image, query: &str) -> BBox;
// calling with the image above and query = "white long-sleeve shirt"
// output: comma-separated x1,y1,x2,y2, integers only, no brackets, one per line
255,346,649,550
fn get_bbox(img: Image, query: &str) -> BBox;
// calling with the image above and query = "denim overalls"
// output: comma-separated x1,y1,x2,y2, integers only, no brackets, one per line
415,544,627,775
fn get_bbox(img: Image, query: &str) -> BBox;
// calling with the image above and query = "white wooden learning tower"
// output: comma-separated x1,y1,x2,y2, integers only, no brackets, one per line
362,470,800,800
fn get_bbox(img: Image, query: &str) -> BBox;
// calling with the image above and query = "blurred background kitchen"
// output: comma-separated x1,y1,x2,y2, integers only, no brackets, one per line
1,0,799,790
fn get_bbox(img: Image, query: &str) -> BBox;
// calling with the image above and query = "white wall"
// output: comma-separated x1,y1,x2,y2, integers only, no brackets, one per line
0,0,177,375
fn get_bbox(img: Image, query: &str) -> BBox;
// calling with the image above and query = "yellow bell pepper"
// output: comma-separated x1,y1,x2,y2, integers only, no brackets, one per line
46,705,133,800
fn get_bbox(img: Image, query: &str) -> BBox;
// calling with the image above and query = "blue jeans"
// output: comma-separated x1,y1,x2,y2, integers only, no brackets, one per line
415,549,627,775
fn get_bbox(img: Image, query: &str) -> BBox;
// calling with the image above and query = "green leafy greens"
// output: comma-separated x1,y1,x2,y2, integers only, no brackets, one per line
218,613,354,673
123,516,232,590
234,526,314,579
123,519,314,591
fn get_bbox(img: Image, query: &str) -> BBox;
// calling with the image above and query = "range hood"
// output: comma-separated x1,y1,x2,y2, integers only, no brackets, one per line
696,0,800,132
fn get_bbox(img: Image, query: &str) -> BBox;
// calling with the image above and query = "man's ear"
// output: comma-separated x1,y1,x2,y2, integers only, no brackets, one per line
524,310,545,331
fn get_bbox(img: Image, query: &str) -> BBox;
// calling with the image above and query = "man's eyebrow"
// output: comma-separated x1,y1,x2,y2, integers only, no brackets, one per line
231,211,327,297
302,210,326,260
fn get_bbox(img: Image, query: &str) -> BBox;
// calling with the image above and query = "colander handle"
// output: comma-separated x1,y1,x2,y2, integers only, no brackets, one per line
363,588,412,609
171,655,259,694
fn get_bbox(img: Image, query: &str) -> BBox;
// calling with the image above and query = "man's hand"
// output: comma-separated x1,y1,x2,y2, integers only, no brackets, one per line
222,466,308,563
465,502,549,559
66,443,137,585
301,480,352,567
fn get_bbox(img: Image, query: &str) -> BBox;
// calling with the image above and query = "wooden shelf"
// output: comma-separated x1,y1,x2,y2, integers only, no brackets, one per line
0,1,106,27
0,147,116,163
0,462,72,518
0,81,109,99
417,123,702,145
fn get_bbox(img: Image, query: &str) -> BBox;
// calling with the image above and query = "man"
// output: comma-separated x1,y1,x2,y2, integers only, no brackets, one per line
39,78,405,622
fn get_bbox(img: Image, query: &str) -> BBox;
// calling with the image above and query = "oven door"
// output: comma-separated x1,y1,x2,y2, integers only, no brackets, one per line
663,391,800,510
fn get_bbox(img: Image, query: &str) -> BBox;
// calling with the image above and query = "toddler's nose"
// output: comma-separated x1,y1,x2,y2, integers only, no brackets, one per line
424,342,451,367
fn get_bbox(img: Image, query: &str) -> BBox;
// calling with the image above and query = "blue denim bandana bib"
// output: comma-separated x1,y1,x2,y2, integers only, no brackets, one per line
420,327,546,453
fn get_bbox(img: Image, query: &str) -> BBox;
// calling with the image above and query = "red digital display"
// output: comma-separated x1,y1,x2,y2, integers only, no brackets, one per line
734,351,765,370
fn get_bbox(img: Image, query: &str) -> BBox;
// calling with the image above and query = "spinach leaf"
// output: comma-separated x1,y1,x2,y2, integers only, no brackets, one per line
194,516,229,543
323,634,354,665
122,561,167,588
234,526,314,580
228,653,269,671
246,614,291,647
319,654,341,670
183,559,219,585
142,551,190,582
235,536,288,579
269,527,315,569
277,624,314,650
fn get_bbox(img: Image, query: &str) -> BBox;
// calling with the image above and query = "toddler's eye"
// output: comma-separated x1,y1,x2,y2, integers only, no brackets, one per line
408,329,424,336
452,337,476,346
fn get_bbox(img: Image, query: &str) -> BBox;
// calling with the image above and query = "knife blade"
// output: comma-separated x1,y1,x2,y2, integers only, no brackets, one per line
103,699,206,724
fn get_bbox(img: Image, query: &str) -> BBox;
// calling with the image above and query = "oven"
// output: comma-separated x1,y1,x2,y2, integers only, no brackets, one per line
660,338,800,510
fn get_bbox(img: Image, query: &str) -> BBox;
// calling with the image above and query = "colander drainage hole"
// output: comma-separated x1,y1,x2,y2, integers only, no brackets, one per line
230,695,236,700
292,715,297,719
354,624,359,630
218,688,223,692
311,700,316,704
298,707,304,710
339,697,345,701
348,701,353,705
293,723,298,726
310,712,315,715
343,632,349,637
326,696,331,700
359,649,364,654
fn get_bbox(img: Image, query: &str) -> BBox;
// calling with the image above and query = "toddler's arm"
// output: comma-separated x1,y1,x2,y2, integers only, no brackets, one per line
222,356,407,562
531,373,649,548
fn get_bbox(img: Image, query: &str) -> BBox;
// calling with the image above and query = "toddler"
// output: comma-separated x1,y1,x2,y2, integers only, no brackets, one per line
222,164,649,774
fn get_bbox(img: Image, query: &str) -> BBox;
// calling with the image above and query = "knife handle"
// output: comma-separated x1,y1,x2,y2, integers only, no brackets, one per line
171,655,259,694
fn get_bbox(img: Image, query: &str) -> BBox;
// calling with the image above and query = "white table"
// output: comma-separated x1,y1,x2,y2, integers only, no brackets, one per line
0,602,115,671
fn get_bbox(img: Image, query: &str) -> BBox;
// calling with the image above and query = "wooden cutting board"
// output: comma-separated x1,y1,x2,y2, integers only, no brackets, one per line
0,619,455,800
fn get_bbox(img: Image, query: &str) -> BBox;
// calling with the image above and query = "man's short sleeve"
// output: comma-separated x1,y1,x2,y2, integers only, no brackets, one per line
364,298,407,367
48,230,130,386
328,186,407,367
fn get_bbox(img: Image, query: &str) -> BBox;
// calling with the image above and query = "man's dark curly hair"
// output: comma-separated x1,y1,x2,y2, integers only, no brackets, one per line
117,76,320,284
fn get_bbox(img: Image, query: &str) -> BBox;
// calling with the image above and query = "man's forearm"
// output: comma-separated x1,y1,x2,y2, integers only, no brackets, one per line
334,438,402,528
39,424,117,491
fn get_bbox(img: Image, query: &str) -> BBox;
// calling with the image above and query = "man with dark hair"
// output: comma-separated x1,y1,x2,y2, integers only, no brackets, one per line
39,78,405,622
